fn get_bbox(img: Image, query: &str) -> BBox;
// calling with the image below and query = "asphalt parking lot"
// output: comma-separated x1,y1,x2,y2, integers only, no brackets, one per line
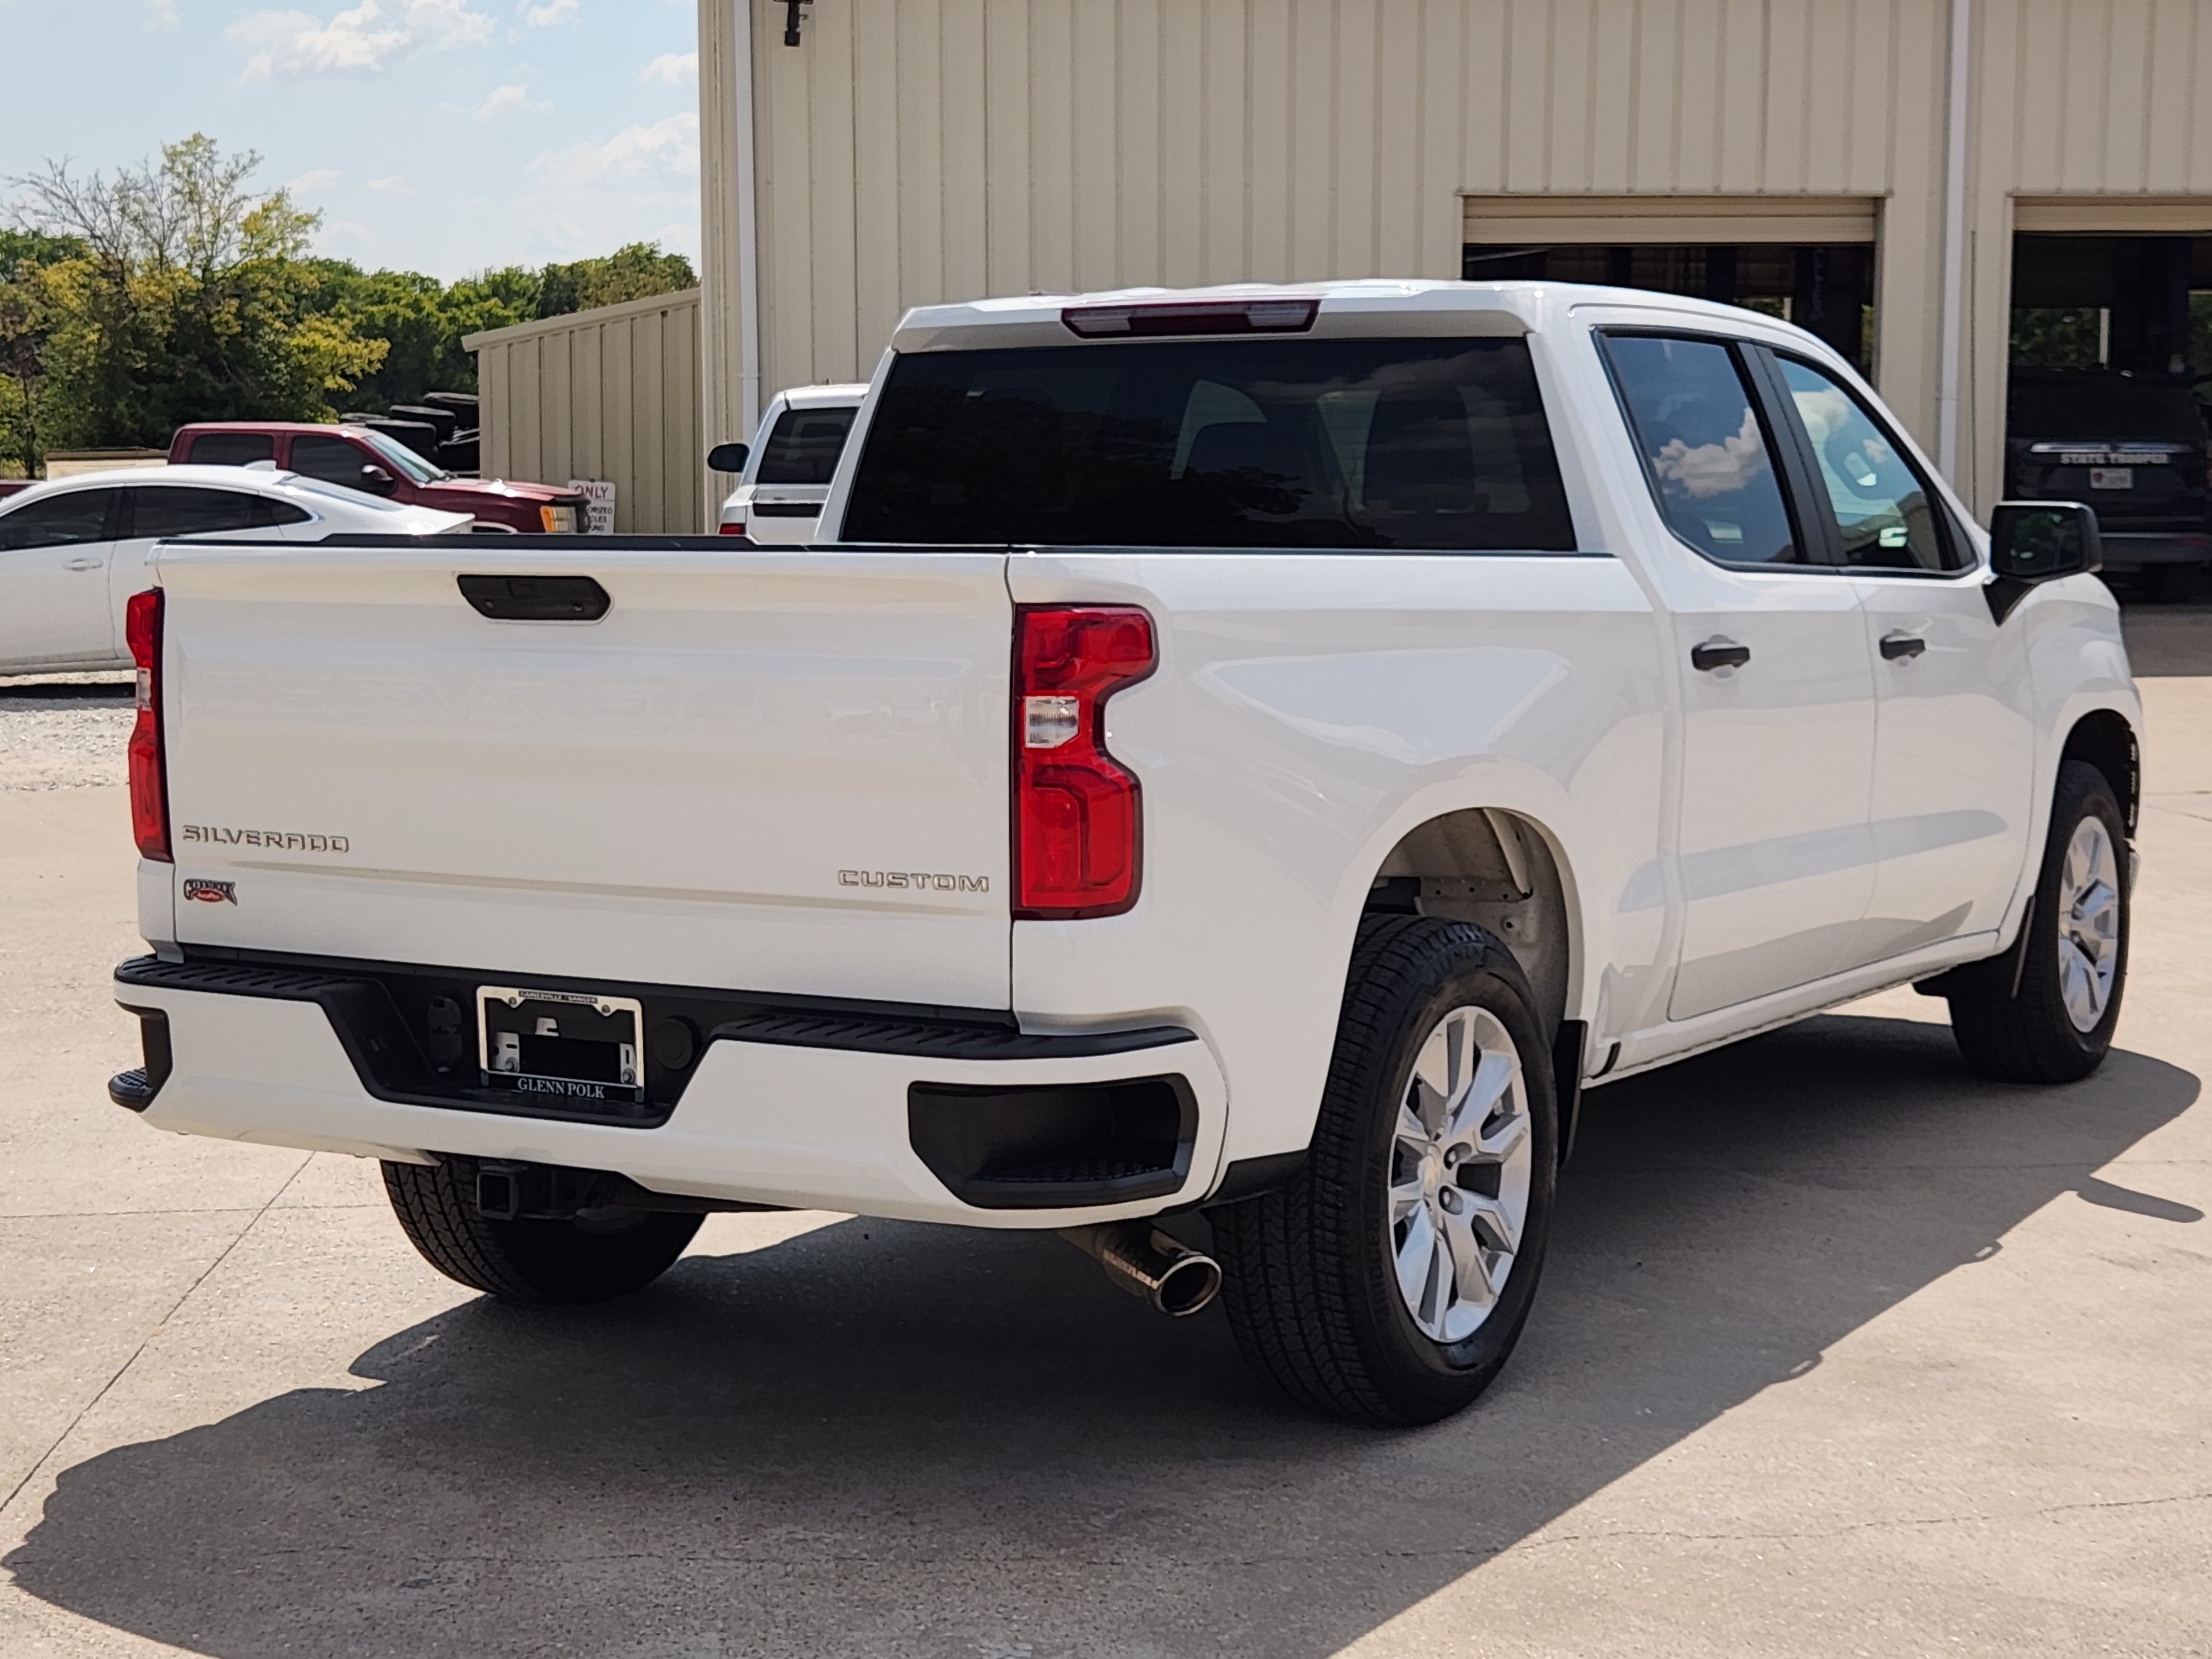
3,620,2210,1658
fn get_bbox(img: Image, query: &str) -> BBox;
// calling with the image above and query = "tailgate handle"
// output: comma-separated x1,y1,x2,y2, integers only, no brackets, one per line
457,574,609,622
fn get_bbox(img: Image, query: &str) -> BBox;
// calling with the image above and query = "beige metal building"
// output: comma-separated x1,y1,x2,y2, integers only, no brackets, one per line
685,0,2212,525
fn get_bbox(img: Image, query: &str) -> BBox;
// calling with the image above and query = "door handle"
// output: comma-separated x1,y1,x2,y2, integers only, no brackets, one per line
1879,630,1928,661
64,557,105,571
1691,638,1751,672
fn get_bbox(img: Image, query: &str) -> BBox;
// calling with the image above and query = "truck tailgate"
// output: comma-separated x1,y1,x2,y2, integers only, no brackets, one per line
155,543,1012,1007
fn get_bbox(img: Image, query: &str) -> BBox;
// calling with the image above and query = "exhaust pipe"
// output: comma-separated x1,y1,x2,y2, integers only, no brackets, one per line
1059,1222,1223,1317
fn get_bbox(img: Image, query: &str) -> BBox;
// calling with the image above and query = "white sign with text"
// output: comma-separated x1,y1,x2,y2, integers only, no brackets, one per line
568,478,617,535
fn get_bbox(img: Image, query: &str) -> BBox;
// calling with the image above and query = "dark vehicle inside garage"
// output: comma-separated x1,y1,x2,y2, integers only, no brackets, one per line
2010,234,2212,600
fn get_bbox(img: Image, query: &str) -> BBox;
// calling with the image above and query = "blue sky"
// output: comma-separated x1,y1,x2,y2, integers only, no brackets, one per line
0,0,701,280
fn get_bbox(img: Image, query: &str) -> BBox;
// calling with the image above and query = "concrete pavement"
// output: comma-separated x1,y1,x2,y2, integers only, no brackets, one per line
1,628,2208,1657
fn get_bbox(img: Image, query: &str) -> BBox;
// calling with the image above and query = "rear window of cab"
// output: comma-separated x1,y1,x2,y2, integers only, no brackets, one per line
842,337,1574,551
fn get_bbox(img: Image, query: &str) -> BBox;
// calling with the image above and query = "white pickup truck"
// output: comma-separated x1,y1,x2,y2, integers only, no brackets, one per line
110,280,2137,1425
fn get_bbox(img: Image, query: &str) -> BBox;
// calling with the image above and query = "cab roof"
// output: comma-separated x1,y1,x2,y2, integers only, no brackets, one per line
887,278,1812,354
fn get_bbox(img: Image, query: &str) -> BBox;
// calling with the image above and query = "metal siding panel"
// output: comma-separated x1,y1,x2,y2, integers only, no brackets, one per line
1874,0,1947,463
1248,0,1293,278
1764,0,1811,192
898,0,947,306
2011,0,2062,191
1546,0,1594,191
1203,0,1253,283
1674,0,1723,189
1629,0,1682,191
664,310,692,532
1024,0,1076,291
761,28,816,393
1335,0,1380,271
984,0,1035,295
1162,0,1207,286
605,314,637,527
942,0,990,304
1459,0,1507,193
2105,0,2153,191
1119,0,1165,285
1374,0,1421,270
1072,0,1118,288
1845,0,1884,192
478,343,508,484
573,322,604,493
1586,0,1636,192
1418,0,1469,275
810,2,862,379
2145,0,2198,192
2193,0,2212,190
634,316,665,534
1501,0,1549,192
852,0,905,366
1288,0,1337,275
1717,0,1767,192
510,339,541,484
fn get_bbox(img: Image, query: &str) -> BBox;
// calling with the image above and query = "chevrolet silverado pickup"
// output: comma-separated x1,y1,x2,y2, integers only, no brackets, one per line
109,281,2138,1425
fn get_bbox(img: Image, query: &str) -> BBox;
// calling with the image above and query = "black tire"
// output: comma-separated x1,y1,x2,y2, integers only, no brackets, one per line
381,1159,702,1304
1210,915,1558,1425
1945,759,2130,1083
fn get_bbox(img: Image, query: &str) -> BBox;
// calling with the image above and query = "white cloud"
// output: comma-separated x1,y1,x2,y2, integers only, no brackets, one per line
638,50,695,84
286,167,342,192
144,0,180,30
531,111,697,186
367,175,413,195
474,81,545,119
521,0,576,25
229,0,492,80
322,219,375,245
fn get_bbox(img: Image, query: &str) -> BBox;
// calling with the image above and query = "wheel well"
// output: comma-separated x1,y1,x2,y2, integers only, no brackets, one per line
2062,711,2139,836
1365,809,1571,1040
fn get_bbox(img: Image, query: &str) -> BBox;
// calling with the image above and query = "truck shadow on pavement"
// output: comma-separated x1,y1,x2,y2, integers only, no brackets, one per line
8,1013,2200,1658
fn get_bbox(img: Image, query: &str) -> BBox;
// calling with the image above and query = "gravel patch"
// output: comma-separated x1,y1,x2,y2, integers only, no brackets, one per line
0,673,134,791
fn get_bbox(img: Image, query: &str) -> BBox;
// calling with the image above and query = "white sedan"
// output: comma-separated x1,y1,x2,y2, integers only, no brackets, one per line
0,465,472,676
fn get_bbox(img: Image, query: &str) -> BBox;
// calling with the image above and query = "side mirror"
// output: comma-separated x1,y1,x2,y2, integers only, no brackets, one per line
358,464,398,497
1985,500,2101,622
707,442,749,476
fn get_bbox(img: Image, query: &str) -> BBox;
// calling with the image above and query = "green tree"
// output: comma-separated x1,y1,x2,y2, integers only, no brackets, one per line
534,242,695,319
0,229,80,476
302,260,540,410
9,134,385,450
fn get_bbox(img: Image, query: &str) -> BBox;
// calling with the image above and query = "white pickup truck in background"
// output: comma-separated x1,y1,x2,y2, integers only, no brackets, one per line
110,280,2137,1425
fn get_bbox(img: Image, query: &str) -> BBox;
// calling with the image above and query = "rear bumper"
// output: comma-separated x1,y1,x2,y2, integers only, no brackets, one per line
112,956,1228,1229
2098,530,2212,569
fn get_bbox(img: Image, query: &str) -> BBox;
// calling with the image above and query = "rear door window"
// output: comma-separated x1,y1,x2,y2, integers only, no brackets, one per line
290,434,371,487
0,489,118,549
842,337,1575,550
755,406,857,484
185,431,276,466
1599,333,1806,566
128,487,266,538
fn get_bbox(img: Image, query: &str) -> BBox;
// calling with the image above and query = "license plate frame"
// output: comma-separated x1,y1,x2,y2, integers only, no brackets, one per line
478,984,645,1107
2088,466,2134,490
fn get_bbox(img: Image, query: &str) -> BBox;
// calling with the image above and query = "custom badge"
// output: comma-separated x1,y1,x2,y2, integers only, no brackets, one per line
182,879,237,905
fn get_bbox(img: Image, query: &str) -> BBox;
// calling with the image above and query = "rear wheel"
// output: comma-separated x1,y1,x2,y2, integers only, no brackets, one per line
1944,759,2130,1083
382,1159,702,1304
1211,915,1557,1425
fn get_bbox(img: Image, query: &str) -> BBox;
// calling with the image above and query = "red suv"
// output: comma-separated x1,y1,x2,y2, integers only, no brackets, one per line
168,423,588,534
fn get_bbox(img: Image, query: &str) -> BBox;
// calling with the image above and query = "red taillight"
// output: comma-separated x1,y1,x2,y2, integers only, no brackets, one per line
719,519,747,536
1013,606,1155,918
126,589,170,862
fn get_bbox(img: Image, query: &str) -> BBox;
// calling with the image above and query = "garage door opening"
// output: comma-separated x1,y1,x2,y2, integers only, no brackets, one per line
2007,233,2212,596
1462,242,1874,374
